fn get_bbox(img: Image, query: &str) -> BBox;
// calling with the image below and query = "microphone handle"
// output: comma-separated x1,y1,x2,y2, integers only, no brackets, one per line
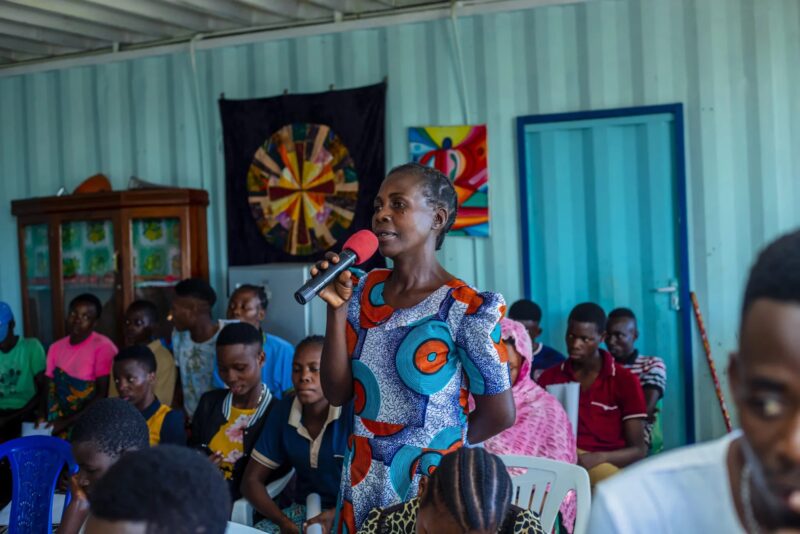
294,249,357,305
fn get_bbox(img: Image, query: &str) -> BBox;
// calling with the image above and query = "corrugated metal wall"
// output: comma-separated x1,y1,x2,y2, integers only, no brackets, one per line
1,0,799,440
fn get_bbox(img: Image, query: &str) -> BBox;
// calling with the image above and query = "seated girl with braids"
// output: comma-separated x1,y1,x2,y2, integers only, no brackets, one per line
360,447,545,534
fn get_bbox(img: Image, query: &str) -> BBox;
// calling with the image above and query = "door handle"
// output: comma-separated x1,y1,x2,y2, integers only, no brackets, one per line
652,281,680,311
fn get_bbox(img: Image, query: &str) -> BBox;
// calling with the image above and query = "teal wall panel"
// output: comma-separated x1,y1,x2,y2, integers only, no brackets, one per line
1,0,799,440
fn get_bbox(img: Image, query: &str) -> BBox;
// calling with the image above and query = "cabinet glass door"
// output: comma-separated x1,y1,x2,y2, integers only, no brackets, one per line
23,224,55,346
60,220,120,341
131,217,183,339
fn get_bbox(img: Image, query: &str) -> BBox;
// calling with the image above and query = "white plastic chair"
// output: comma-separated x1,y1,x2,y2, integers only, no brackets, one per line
230,468,295,526
226,521,263,533
499,455,591,534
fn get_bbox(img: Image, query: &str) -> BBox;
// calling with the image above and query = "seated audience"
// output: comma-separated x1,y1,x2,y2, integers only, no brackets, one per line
0,301,46,441
606,307,667,453
84,445,230,534
538,303,647,486
361,447,544,534
215,284,293,399
241,335,350,533
113,345,185,446
45,293,117,437
57,398,150,534
190,322,274,499
477,318,577,531
109,300,177,406
508,299,566,380
171,278,233,418
589,229,800,532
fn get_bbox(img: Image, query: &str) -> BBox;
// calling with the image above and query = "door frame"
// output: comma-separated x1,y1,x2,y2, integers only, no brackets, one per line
515,103,694,444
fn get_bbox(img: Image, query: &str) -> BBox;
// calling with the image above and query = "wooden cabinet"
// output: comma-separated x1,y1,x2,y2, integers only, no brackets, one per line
11,189,209,346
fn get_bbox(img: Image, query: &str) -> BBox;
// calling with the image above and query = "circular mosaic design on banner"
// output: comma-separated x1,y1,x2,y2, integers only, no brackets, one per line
246,123,359,256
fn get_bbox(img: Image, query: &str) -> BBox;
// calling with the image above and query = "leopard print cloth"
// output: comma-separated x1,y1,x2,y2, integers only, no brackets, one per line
360,497,546,533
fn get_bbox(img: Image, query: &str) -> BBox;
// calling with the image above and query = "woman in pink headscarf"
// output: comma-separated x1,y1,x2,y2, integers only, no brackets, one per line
481,318,578,532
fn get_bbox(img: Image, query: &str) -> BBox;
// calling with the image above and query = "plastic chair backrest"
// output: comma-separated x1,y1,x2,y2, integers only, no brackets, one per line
0,435,78,534
230,467,295,526
499,454,591,534
226,521,263,533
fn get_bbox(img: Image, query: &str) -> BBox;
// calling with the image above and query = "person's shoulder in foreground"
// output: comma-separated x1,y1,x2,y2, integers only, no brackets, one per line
591,228,800,533
588,431,744,533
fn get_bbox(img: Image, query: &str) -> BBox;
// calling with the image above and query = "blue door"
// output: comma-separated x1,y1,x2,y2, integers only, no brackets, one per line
517,105,693,448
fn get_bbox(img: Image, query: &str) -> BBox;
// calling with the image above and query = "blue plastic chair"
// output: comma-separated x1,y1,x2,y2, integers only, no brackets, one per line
0,435,78,534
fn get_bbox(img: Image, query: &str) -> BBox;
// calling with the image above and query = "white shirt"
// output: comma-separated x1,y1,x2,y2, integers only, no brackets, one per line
172,319,236,417
588,431,746,534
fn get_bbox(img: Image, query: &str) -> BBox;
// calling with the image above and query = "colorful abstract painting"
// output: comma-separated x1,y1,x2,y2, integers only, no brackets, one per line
246,122,359,256
409,125,489,237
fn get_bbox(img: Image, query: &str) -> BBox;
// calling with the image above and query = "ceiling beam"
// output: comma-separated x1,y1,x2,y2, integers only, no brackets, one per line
155,0,284,26
305,0,391,13
0,34,78,55
0,2,151,43
79,0,237,32
0,19,108,49
3,0,188,38
232,0,333,21
0,46,39,61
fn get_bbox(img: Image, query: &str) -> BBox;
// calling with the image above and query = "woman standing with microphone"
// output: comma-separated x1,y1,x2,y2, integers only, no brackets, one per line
312,163,515,532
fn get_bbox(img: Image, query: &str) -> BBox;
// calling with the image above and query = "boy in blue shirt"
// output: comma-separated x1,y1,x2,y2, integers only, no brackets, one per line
508,299,567,381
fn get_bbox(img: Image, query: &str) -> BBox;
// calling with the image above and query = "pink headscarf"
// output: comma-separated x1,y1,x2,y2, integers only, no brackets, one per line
485,318,578,532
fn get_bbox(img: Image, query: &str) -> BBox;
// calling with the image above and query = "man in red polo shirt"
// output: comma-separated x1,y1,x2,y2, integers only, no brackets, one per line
539,302,647,486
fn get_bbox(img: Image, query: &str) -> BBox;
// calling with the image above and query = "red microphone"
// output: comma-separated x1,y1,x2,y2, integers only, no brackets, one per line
294,230,379,305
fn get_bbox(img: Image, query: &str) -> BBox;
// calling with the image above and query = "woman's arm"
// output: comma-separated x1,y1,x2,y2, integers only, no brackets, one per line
321,305,353,407
467,390,516,445
315,254,355,407
240,460,299,534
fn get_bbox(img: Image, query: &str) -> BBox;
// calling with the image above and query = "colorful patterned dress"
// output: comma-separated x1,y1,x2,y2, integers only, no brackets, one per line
334,269,511,532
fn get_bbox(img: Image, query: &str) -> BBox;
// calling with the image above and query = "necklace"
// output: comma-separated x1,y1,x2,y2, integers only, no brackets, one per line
232,383,266,409
740,463,763,534
247,383,266,408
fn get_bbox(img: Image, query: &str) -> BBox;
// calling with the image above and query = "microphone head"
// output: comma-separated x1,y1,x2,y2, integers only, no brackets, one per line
342,230,379,265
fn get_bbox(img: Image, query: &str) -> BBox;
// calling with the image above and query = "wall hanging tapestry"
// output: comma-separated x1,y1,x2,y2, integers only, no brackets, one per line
220,82,386,266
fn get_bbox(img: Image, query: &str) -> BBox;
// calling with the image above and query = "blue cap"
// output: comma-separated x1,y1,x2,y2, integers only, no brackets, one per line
0,302,13,341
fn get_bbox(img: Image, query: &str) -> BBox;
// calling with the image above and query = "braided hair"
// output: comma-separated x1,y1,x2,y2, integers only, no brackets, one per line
388,162,457,250
742,230,800,322
421,447,512,531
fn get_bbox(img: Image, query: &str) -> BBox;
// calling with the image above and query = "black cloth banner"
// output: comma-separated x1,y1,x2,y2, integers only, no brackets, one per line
220,82,386,267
